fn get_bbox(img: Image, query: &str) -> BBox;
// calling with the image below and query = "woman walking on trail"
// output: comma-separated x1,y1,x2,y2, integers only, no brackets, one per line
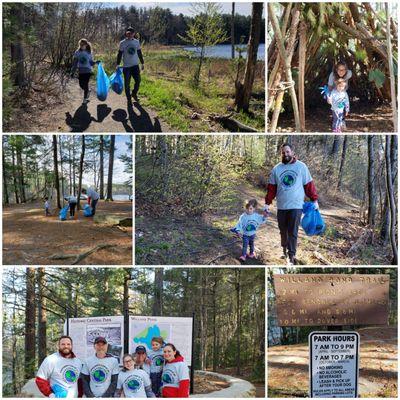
161,343,190,398
70,39,100,104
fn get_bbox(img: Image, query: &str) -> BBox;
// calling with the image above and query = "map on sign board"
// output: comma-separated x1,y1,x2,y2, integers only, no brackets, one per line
132,322,171,348
309,331,360,398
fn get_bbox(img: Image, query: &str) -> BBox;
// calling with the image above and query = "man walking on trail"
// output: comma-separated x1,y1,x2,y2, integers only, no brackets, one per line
116,27,145,103
36,335,83,398
264,143,319,265
81,336,119,398
82,188,100,216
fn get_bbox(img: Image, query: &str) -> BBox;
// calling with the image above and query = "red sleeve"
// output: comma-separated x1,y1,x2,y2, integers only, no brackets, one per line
87,196,91,205
304,180,318,201
78,377,83,398
265,183,277,205
35,376,52,397
177,379,190,397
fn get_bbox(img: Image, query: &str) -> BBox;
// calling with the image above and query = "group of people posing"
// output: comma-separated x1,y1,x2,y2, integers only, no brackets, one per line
71,27,144,105
36,335,189,398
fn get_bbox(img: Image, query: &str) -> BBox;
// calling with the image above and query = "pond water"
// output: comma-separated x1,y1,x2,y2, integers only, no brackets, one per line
183,43,265,60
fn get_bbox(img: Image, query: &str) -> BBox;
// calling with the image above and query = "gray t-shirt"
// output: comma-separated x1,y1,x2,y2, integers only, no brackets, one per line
82,355,119,397
269,160,313,210
119,38,141,67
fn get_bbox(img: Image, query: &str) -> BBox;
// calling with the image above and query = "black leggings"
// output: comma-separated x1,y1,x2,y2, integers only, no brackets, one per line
69,202,76,217
123,65,141,98
78,73,91,98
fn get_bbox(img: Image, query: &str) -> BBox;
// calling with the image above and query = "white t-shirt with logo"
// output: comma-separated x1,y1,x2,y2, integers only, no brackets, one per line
161,360,189,389
119,38,141,67
147,348,164,374
269,160,313,210
117,369,151,398
82,355,120,397
37,352,82,398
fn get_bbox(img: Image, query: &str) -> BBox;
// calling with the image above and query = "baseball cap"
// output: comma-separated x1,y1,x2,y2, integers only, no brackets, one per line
135,345,147,354
94,336,107,344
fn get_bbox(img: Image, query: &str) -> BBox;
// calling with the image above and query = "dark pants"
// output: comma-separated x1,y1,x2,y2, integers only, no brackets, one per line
277,209,302,257
150,372,162,397
123,65,141,99
91,199,98,216
45,207,50,216
242,234,255,257
78,73,91,99
332,110,345,132
69,202,76,217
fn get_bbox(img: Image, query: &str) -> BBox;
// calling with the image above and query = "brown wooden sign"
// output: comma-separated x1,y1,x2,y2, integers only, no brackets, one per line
273,274,390,326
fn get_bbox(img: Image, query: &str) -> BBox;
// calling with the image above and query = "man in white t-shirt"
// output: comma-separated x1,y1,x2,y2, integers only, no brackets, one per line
81,336,120,398
81,187,100,216
36,335,83,398
116,27,145,103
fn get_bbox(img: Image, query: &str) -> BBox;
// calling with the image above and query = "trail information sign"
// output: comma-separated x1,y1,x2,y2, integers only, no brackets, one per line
309,332,360,398
273,274,389,326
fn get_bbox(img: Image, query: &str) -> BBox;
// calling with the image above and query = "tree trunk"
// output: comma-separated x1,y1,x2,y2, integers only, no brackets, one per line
25,268,36,380
367,135,377,226
123,269,131,315
385,136,398,264
268,3,301,131
11,148,20,204
99,135,104,200
59,136,64,202
231,3,235,59
152,268,163,316
77,135,85,210
16,146,26,203
106,135,115,201
37,267,47,365
385,3,398,130
336,135,348,190
3,138,9,205
235,2,263,112
10,5,26,87
298,20,307,131
72,136,76,196
52,135,61,209
212,272,218,372
235,269,241,375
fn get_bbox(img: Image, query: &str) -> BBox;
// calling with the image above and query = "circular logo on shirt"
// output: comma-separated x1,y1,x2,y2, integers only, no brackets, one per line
126,376,143,393
162,370,178,384
127,47,136,55
245,223,257,232
153,355,164,367
79,56,88,65
61,365,79,384
91,366,108,383
280,170,297,188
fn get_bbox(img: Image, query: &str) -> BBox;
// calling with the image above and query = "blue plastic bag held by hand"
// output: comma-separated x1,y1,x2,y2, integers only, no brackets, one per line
301,202,325,236
83,204,93,217
59,205,69,221
109,67,124,95
96,62,110,101
51,384,68,398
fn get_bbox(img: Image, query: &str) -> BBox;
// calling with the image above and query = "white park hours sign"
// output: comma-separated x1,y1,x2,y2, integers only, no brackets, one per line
309,332,360,398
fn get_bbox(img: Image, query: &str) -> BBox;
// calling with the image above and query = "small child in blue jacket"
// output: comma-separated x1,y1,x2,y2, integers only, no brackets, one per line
231,199,267,261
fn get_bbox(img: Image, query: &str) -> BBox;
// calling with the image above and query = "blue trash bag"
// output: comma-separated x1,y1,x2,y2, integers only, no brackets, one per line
301,202,326,236
59,205,69,221
83,204,93,217
52,384,68,398
96,62,110,101
109,67,124,95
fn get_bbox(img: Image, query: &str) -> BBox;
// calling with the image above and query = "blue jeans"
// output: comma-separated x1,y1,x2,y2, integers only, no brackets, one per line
242,235,255,257
150,372,162,397
332,110,345,132
91,199,98,216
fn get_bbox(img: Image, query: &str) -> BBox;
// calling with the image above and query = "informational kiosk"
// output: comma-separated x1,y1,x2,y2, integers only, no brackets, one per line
309,331,360,398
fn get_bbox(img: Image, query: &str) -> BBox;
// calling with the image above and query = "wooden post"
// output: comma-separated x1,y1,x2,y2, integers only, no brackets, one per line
298,20,307,132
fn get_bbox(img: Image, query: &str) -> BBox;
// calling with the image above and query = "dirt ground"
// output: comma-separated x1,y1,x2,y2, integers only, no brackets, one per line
135,181,392,266
193,373,230,394
268,326,398,398
274,102,395,133
6,78,171,133
3,200,132,265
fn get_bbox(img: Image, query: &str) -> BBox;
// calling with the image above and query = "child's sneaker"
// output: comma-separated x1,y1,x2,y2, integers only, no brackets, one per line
239,255,246,262
248,252,256,259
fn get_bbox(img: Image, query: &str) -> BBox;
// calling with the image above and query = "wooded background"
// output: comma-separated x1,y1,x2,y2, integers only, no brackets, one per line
2,267,265,396
2,135,132,208
136,135,397,265
267,2,398,132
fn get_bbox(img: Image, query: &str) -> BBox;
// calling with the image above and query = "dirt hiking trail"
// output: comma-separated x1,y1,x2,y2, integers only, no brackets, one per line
3,200,132,265
136,181,390,265
20,78,171,133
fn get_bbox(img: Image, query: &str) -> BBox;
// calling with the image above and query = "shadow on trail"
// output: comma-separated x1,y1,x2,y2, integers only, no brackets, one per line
65,103,112,132
112,100,162,132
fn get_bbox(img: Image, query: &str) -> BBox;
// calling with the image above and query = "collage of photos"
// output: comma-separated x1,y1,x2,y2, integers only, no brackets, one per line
0,1,399,400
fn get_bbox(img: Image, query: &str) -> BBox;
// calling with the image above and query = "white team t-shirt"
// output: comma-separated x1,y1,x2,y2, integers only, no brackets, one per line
117,368,151,398
36,352,82,398
161,360,189,389
147,348,164,373
82,355,120,397
119,38,141,67
87,188,100,201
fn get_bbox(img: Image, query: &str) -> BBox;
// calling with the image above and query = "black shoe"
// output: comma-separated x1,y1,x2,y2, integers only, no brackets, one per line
288,254,296,265
281,247,287,259
132,92,139,102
